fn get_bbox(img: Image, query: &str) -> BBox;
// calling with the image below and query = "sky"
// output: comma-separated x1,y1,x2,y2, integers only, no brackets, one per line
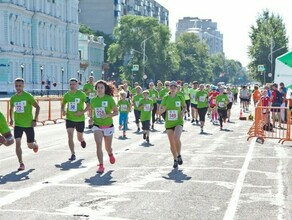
156,0,292,67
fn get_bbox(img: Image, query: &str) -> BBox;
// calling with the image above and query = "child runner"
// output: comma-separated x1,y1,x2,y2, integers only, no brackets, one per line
90,80,118,173
9,78,40,171
117,91,131,138
182,82,191,120
208,86,219,124
226,87,234,122
138,90,153,143
160,81,186,169
0,111,14,146
62,78,89,161
132,86,143,132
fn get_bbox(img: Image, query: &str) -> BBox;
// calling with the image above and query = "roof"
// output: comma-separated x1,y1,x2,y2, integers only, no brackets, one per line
277,51,292,68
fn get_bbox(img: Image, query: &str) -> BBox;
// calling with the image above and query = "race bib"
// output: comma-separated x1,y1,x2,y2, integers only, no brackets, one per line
68,102,77,112
102,101,108,107
218,102,225,108
75,98,80,104
168,110,178,121
199,96,205,102
144,104,151,111
121,104,128,111
175,101,181,107
211,99,216,105
95,107,105,118
14,101,26,113
135,101,139,107
89,93,95,99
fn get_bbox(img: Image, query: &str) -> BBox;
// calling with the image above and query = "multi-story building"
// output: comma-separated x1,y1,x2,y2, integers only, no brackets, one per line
78,33,105,82
79,0,169,35
176,17,223,55
0,0,80,94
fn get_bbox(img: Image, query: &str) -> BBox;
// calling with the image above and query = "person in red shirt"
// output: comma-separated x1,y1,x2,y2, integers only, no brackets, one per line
270,83,282,128
208,86,219,124
259,89,271,129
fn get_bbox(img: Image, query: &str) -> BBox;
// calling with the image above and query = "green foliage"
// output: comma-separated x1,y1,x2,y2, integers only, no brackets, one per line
248,10,288,84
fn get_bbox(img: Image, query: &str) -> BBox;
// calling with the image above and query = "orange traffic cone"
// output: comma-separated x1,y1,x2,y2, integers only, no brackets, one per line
239,108,246,120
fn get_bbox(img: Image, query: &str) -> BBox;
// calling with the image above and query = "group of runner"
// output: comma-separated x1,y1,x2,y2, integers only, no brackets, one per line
1,77,238,172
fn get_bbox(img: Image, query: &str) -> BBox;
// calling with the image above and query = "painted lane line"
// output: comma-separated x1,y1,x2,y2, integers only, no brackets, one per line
223,137,256,220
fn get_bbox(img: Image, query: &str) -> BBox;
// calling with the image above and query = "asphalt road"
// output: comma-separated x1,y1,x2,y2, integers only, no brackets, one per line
0,102,291,220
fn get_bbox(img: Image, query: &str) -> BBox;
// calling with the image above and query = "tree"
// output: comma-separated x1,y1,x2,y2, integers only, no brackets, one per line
175,33,212,83
248,10,288,84
107,15,175,85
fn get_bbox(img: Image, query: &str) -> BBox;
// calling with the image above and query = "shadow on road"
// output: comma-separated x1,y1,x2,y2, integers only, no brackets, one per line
139,142,154,147
55,159,86,171
85,170,116,186
162,169,192,183
0,169,35,184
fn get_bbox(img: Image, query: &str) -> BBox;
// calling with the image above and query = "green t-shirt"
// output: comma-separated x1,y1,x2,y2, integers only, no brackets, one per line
196,90,209,108
10,91,36,128
159,88,168,100
182,87,191,100
0,112,10,134
149,89,159,103
63,90,87,122
177,91,184,98
133,94,144,111
216,94,229,109
139,98,153,122
131,88,137,96
83,83,95,98
190,89,199,104
118,99,130,113
90,95,116,126
161,94,185,129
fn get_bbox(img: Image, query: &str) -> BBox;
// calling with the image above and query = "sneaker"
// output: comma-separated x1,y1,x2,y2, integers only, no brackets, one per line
200,129,204,134
220,126,223,131
123,131,126,138
137,128,141,132
188,113,190,117
18,163,25,171
109,153,115,164
151,124,154,130
196,119,199,124
97,164,104,173
146,136,149,143
88,124,93,129
173,160,178,169
81,140,86,148
69,154,76,161
32,141,38,153
143,132,146,140
177,155,183,165
191,119,195,123
184,116,187,120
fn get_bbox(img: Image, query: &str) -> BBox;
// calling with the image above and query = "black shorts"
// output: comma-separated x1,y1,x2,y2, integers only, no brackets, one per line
14,126,35,143
227,102,233,110
141,120,150,130
166,125,183,131
198,107,208,122
191,103,198,109
66,120,85,133
218,109,227,119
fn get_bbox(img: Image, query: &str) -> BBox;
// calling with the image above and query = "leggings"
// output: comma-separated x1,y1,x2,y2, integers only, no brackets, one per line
152,103,157,124
185,99,190,114
198,107,208,122
119,112,128,131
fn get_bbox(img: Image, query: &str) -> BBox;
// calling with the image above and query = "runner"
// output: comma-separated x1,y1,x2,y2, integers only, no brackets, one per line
240,85,250,112
89,80,118,173
0,111,14,146
83,76,96,128
190,81,199,124
196,84,209,134
208,86,219,124
270,83,283,128
117,91,131,138
226,87,234,122
156,81,164,123
148,82,158,130
159,81,186,169
132,86,143,132
216,88,229,130
62,78,89,161
9,78,40,171
252,85,261,107
182,82,191,120
138,90,153,143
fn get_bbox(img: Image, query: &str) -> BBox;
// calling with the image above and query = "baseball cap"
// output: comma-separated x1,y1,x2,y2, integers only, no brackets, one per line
169,81,178,87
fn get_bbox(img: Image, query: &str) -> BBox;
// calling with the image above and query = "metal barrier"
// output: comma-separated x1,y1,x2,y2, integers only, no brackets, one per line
0,97,64,125
247,105,291,144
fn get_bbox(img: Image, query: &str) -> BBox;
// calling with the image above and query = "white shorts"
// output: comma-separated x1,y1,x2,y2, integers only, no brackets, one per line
92,125,115,136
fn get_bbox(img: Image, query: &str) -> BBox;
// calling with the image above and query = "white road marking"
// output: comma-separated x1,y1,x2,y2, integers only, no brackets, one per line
223,137,256,220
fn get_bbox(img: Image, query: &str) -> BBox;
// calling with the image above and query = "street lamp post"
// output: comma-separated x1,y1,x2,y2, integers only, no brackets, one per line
77,70,80,82
61,67,64,95
141,34,155,89
20,63,24,79
40,65,44,96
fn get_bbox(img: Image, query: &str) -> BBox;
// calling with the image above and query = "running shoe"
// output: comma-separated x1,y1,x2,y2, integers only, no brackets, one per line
188,113,190,117
196,119,199,124
146,136,149,143
173,160,178,169
191,119,195,123
81,140,86,148
200,129,204,134
97,164,104,173
177,155,183,165
220,126,223,131
69,154,76,161
123,131,126,138
143,132,146,140
18,163,25,171
137,128,141,132
88,124,93,129
151,124,154,130
33,141,38,153
184,116,187,120
109,153,115,164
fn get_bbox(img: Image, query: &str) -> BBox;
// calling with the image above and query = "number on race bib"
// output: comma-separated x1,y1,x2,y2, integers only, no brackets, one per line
144,104,151,111
95,107,105,118
68,102,77,112
168,110,178,121
219,102,225,108
199,96,205,102
15,102,25,113
89,93,95,99
121,104,127,111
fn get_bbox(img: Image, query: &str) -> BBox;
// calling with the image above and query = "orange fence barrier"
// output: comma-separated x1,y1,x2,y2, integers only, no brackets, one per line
0,97,64,125
247,105,291,144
